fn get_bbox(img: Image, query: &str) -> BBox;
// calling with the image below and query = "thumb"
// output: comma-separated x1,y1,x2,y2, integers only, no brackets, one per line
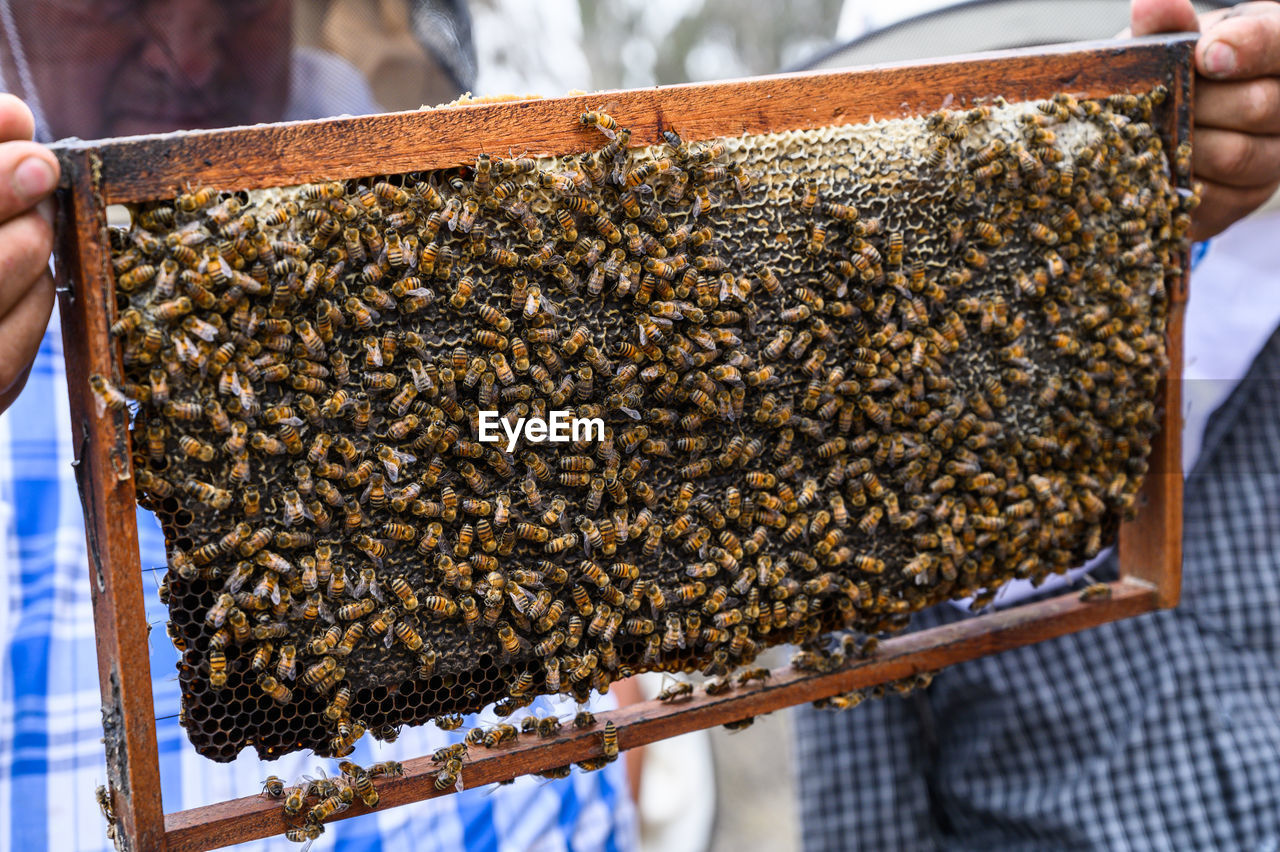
1129,0,1200,37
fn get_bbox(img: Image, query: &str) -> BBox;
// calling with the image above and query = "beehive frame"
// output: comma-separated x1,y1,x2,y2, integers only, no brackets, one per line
49,34,1192,851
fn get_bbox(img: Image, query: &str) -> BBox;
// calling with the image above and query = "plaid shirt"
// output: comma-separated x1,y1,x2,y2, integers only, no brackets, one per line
793,237,1280,850
0,310,638,852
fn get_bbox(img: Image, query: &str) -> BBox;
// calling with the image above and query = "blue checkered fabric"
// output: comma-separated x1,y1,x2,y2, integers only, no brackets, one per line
793,321,1280,851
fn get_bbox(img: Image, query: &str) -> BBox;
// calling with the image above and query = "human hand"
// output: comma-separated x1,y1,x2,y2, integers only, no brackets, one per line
0,93,58,414
1131,0,1280,239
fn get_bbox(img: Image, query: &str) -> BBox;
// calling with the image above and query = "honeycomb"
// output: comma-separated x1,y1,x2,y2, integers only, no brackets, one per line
96,88,1192,761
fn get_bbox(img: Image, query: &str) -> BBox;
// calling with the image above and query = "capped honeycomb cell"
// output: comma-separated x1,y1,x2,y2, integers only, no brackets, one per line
97,87,1191,761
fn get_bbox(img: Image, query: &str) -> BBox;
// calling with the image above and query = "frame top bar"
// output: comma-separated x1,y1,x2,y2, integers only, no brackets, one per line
49,34,1196,205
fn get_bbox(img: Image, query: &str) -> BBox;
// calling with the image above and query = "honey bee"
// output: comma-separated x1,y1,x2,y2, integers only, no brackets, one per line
1079,583,1113,602
257,673,293,704
282,785,308,819
580,110,620,139
432,713,466,733
392,619,424,652
205,647,228,687
335,597,376,621
1044,249,1066,278
601,720,619,761
794,178,821,215
257,775,288,800
420,592,458,618
88,374,130,415
312,683,352,725
658,680,694,701
177,185,218,212
303,789,353,831
806,221,828,256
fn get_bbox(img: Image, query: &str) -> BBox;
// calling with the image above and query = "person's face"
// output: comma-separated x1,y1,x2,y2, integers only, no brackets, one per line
8,0,292,140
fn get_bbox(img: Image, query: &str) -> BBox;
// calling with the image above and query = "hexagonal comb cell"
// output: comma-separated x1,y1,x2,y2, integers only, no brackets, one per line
95,88,1189,760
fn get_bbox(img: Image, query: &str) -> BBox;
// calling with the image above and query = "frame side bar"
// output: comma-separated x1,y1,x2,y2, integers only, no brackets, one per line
165,581,1156,851
49,34,1198,205
1117,38,1191,607
55,151,166,851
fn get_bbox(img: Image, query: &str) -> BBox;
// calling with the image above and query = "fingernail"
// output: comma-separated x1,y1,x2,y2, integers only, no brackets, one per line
35,197,54,227
13,156,54,200
1203,40,1237,76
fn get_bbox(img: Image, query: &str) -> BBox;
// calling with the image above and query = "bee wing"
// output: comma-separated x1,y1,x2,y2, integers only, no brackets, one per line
224,367,244,396
407,364,428,390
507,585,530,614
435,532,452,555
538,294,564,319
186,319,218,342
608,156,627,184
522,291,540,316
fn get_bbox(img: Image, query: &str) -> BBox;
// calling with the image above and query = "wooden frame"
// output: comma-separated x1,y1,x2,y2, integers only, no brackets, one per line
49,33,1193,852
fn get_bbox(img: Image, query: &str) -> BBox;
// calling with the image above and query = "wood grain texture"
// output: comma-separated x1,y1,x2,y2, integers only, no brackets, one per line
48,34,1198,206
165,579,1155,851
43,34,1194,851
55,152,167,850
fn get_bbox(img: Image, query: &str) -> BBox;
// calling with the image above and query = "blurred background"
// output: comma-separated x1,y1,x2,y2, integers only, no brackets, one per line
473,0,842,96
293,0,850,109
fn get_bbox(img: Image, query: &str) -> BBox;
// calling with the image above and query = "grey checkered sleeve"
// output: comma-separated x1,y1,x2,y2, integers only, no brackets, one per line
793,324,1280,851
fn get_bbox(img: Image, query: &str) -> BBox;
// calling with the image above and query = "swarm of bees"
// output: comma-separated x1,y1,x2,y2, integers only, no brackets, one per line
261,759,402,848
259,712,620,840
99,86,1191,764
810,670,939,711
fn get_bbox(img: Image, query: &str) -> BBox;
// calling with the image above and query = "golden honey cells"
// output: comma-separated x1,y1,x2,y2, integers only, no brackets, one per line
100,88,1191,761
